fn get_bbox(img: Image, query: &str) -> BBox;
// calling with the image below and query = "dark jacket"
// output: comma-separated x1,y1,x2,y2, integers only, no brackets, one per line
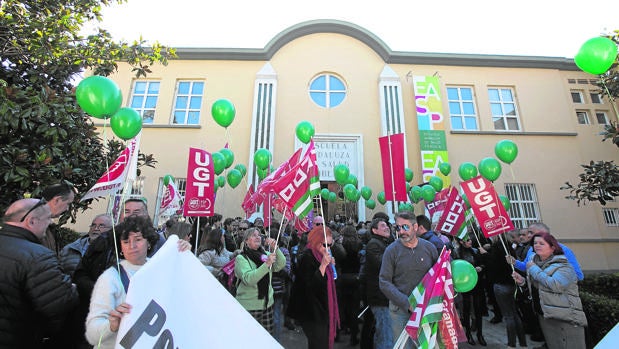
0,223,79,348
59,235,89,277
287,249,329,322
419,230,446,254
363,236,390,306
485,238,516,286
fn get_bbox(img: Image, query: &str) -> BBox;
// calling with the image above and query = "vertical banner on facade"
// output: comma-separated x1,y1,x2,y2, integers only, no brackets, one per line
183,148,214,217
460,176,514,237
379,133,407,201
413,76,451,186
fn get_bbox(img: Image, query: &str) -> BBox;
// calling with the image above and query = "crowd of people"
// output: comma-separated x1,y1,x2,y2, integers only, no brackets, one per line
0,181,589,349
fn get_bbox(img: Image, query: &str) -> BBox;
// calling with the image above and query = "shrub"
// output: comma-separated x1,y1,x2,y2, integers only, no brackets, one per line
579,273,619,300
581,291,619,346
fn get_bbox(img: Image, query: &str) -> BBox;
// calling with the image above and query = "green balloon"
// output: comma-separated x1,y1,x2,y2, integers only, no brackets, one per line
343,183,357,201
351,189,361,202
405,168,414,182
421,184,436,202
458,162,478,181
478,157,502,182
257,168,268,180
211,98,236,128
76,75,122,119
234,164,247,177
410,186,422,203
333,164,350,186
295,120,315,144
439,162,451,176
328,192,337,202
451,259,478,293
163,175,174,185
574,37,618,75
398,202,414,213
320,188,330,199
220,148,235,168
254,148,272,170
216,175,226,188
226,169,242,188
377,191,386,205
212,152,226,175
346,174,358,188
360,186,372,200
110,107,142,140
365,199,376,210
499,194,511,211
429,176,443,192
494,139,518,164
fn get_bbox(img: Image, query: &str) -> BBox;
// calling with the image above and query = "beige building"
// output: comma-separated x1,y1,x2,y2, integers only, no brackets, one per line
72,19,619,272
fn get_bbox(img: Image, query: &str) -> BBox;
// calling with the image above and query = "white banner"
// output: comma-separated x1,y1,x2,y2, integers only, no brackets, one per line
115,236,282,348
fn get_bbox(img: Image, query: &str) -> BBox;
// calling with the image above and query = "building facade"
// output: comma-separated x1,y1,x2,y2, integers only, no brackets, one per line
71,19,619,272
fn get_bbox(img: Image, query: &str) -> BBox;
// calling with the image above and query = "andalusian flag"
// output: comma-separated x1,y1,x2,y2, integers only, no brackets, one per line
395,248,452,349
306,140,321,197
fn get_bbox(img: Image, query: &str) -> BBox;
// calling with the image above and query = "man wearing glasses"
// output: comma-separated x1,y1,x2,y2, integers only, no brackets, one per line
0,198,79,347
59,214,113,277
379,212,438,348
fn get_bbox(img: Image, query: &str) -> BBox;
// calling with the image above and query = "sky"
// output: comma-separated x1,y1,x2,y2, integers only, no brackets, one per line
98,0,618,58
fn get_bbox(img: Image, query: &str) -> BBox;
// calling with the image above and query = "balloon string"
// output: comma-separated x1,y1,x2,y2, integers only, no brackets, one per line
509,164,516,181
600,78,619,122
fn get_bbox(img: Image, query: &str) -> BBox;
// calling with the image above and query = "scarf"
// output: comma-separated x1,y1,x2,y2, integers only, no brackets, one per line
310,247,340,349
242,246,270,309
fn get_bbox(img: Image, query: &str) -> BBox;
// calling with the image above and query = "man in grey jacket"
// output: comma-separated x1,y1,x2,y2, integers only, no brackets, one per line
59,213,113,277
0,198,79,347
379,212,438,348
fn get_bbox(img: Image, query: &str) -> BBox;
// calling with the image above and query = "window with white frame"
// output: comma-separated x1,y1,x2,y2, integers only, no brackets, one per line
309,73,347,108
602,208,619,226
595,111,609,125
576,110,590,125
571,91,584,103
488,87,521,131
447,86,478,131
504,183,541,229
590,92,603,104
172,81,204,125
130,81,160,124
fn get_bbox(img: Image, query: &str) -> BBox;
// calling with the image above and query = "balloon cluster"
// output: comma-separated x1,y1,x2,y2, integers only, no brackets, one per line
76,76,142,140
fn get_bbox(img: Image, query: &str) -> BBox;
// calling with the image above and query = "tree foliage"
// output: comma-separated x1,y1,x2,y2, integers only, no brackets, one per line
561,31,619,206
0,0,176,223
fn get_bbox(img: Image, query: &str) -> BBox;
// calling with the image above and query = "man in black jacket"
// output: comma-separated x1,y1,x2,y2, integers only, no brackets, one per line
361,217,394,349
0,198,79,348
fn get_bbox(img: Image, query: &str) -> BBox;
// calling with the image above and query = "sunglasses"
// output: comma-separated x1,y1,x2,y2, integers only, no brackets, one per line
315,223,323,226
394,224,411,232
20,198,47,222
322,243,333,248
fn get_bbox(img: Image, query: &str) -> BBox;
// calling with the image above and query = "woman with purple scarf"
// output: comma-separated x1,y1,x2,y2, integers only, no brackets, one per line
287,226,340,349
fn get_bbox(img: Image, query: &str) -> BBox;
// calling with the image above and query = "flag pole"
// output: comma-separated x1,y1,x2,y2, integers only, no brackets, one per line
194,217,200,256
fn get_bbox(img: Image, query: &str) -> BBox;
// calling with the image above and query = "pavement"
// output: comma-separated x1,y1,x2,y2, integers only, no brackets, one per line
279,310,545,349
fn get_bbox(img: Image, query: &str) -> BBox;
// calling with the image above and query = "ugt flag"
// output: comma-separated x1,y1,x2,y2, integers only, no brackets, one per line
183,148,215,217
460,176,513,237
80,137,139,201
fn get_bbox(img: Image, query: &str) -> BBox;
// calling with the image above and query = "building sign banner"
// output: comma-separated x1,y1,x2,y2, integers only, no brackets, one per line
460,176,514,237
413,76,451,186
183,148,214,217
379,133,407,201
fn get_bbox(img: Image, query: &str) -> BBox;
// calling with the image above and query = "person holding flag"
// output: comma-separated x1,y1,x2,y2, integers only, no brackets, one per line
379,212,438,348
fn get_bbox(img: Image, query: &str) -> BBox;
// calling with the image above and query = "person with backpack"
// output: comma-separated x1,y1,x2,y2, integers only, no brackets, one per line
85,216,191,348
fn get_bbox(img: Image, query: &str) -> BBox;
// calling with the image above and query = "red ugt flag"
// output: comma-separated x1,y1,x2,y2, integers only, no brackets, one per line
379,133,407,201
460,176,513,237
183,148,215,217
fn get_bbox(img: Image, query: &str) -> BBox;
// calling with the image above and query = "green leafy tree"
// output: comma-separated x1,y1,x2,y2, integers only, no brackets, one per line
562,31,619,205
0,0,176,223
